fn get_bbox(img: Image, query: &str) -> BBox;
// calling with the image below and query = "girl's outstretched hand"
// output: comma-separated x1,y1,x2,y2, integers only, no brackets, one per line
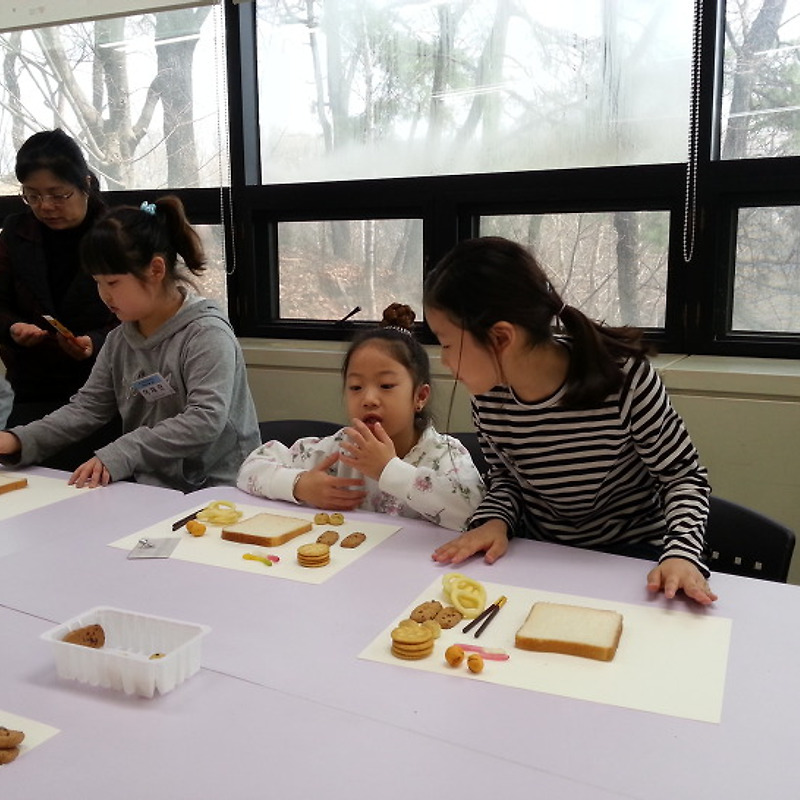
292,452,366,510
339,419,396,481
0,431,21,456
432,519,509,565
69,456,111,489
646,558,718,605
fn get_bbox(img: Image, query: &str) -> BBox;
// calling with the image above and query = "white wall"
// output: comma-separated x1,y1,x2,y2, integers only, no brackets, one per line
242,340,800,584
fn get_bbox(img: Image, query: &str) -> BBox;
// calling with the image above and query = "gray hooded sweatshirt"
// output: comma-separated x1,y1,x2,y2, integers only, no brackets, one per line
12,293,259,492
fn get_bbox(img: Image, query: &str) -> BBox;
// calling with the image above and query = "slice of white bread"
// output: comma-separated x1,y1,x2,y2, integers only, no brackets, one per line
221,512,313,547
0,474,28,495
515,601,623,662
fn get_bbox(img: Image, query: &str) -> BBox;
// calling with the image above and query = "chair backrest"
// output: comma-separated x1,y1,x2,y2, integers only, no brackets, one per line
450,431,489,476
705,496,796,582
258,419,341,446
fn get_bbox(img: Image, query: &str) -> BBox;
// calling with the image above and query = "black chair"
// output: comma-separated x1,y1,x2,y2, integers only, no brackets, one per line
705,496,795,583
258,419,341,446
450,431,489,475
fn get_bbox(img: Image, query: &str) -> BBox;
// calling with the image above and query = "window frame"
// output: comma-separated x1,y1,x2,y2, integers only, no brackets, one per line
2,1,799,359
222,0,800,359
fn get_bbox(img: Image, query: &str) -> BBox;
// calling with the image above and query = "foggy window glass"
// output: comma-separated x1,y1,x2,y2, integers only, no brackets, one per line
721,0,800,159
733,207,800,333
195,224,228,311
0,5,228,194
255,0,693,183
277,218,423,320
480,211,669,329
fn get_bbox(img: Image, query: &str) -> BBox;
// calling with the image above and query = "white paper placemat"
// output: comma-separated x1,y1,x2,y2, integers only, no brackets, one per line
109,503,400,584
359,578,732,722
0,710,60,758
0,472,88,521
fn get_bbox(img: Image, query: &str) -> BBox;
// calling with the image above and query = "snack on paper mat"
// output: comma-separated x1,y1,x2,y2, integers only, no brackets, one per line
390,624,434,660
196,501,243,525
0,475,28,495
515,601,623,662
0,726,25,763
444,644,465,667
442,572,487,619
316,530,339,546
185,519,206,537
297,542,330,568
222,512,313,547
340,531,366,548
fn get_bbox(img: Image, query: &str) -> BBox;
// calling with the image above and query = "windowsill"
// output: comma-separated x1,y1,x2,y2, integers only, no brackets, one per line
240,339,800,401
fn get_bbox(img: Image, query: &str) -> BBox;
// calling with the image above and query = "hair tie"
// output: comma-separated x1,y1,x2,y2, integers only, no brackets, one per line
383,325,413,336
140,201,157,216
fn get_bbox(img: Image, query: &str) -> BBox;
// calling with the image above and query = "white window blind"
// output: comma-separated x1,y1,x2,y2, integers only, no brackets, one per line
0,0,221,33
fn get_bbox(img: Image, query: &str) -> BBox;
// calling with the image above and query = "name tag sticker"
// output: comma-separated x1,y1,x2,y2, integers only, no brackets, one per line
131,373,175,402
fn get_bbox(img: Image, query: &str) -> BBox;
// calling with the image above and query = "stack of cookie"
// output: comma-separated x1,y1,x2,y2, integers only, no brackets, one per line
390,624,434,660
297,542,330,568
0,727,24,765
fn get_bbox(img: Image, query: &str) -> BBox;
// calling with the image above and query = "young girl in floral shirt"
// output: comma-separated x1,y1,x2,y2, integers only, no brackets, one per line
237,304,484,531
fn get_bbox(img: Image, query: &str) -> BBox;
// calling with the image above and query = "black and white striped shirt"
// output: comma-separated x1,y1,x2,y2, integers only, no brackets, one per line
469,356,710,575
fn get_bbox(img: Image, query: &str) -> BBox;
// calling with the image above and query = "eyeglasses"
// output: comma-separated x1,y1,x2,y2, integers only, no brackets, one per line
19,190,76,207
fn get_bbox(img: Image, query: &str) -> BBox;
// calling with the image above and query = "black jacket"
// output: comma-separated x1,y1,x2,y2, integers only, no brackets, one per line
0,210,117,402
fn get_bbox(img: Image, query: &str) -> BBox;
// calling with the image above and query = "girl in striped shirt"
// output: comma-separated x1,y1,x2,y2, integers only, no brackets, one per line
424,236,716,605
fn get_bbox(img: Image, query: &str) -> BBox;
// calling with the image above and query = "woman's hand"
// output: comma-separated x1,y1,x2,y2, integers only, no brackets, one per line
647,558,718,605
293,452,366,510
432,519,509,565
339,419,396,481
68,457,111,489
57,334,93,361
9,322,47,347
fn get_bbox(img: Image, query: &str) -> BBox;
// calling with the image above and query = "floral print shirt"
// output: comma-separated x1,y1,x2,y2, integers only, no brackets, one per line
236,425,484,531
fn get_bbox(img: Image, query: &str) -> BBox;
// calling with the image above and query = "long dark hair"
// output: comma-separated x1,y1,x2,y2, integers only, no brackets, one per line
342,303,433,432
81,195,206,283
15,129,104,215
424,237,649,408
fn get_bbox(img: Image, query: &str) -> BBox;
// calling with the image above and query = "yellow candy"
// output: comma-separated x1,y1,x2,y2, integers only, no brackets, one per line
442,572,487,619
196,500,243,525
242,553,273,567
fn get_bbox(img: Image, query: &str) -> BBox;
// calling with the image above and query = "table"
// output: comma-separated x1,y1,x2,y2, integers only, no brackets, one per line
1,480,798,798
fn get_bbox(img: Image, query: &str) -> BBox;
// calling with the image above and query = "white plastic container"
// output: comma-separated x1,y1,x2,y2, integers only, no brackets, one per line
41,607,210,698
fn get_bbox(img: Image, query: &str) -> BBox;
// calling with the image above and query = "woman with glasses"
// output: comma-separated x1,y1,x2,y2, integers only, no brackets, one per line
0,129,119,467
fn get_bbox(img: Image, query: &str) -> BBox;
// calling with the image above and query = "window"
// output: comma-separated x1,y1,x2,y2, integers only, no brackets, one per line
721,0,800,160
277,219,422,321
732,207,800,334
481,211,669,329
0,5,227,192
256,0,693,183
3,1,800,358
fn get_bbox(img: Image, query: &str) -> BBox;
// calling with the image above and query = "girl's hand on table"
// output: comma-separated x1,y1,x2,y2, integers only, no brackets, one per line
57,333,93,361
69,457,111,489
432,519,509,565
293,452,366,510
9,322,47,347
339,419,395,481
647,558,718,605
0,431,21,455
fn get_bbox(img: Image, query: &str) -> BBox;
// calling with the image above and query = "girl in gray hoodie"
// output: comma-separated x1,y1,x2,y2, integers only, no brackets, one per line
0,196,259,492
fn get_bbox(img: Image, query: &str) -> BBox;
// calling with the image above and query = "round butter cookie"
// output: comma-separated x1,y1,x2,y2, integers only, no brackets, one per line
297,542,330,568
